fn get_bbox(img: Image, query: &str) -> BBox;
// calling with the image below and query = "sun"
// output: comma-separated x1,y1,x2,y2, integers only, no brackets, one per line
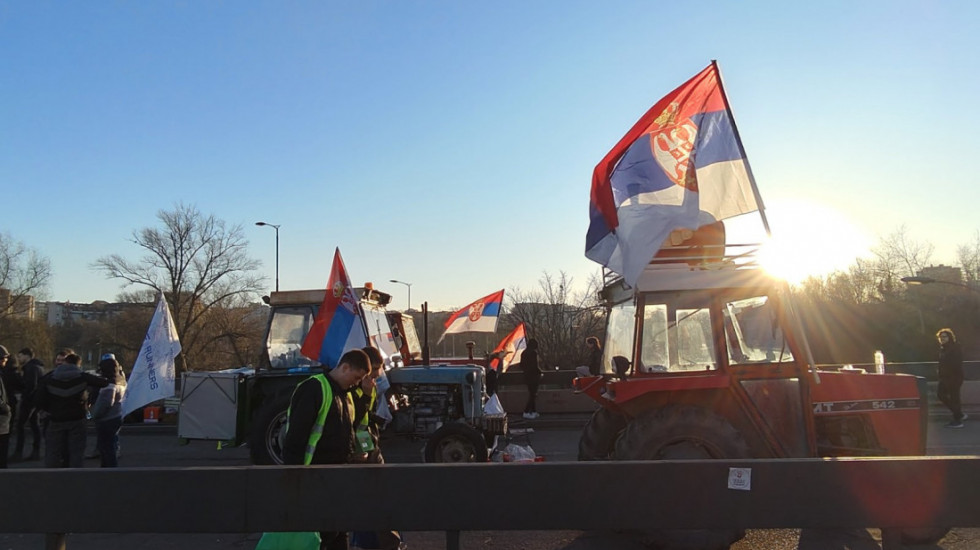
756,199,873,284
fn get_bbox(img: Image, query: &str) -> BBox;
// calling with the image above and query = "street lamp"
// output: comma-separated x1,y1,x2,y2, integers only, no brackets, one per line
901,276,979,293
389,279,412,310
255,222,281,292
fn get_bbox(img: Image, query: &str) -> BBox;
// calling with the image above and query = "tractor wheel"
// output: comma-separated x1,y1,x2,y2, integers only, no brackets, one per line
614,405,750,550
578,407,627,461
899,527,950,545
249,394,292,465
424,423,489,463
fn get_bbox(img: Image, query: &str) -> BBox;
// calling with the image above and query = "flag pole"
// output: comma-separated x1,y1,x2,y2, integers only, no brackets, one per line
713,60,819,385
711,59,771,237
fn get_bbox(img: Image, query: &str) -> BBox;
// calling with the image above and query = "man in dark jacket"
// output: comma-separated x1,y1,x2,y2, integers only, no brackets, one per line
282,349,370,550
0,346,13,468
34,353,107,468
937,328,966,428
13,347,44,461
521,338,542,419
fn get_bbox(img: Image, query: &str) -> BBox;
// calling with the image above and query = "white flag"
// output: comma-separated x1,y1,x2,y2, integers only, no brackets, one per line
121,295,182,417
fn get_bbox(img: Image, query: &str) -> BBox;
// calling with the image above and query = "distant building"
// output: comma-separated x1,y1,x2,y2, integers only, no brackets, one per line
920,265,963,284
0,287,35,321
39,300,145,326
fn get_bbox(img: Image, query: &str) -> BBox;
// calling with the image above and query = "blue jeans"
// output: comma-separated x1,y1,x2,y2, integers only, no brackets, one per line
96,416,123,468
44,419,87,468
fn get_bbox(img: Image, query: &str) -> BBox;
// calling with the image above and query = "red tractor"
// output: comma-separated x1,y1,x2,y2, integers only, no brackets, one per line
573,230,938,549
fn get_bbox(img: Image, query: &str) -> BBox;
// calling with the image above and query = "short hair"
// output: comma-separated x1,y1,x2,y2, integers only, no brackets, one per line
937,328,957,342
339,349,370,373
361,346,383,368
586,336,600,348
57,348,75,357
18,347,34,357
64,353,82,366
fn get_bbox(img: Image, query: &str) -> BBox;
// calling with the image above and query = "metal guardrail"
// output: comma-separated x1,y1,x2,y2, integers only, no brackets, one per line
4,458,980,550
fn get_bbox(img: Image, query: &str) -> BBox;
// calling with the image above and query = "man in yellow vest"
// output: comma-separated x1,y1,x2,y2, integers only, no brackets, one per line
350,347,405,550
283,348,371,550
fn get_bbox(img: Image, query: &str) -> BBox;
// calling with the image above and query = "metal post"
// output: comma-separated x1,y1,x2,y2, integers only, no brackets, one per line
255,222,281,292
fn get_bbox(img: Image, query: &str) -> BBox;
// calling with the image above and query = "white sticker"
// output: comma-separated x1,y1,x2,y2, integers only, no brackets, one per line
728,467,751,491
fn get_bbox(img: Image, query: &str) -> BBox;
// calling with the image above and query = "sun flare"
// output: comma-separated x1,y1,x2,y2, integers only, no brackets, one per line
757,199,872,284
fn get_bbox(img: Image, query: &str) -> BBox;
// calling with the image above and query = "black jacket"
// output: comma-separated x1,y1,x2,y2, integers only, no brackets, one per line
34,365,108,422
0,377,10,435
0,365,23,409
938,341,964,379
282,375,357,465
19,358,45,407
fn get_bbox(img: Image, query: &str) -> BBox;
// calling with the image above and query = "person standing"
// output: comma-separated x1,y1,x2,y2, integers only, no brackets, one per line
521,338,541,420
937,328,966,428
586,336,603,376
12,347,44,462
0,346,13,468
282,349,370,550
33,353,107,468
90,354,127,467
351,346,404,550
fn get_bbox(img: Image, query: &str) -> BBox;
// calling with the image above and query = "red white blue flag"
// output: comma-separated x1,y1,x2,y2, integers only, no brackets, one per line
586,62,759,286
439,289,504,343
301,248,367,368
490,322,527,372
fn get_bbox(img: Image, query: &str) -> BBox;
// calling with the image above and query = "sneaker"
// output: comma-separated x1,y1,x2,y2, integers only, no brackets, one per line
946,421,965,429
522,412,533,419
962,413,969,421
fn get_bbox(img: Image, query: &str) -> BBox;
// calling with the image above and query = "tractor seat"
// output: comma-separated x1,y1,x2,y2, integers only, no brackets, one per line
611,356,631,380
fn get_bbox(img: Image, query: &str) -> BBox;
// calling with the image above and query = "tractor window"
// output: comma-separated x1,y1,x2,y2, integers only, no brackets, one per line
363,303,403,369
267,306,317,368
638,304,669,373
723,296,794,364
602,302,636,375
674,308,716,371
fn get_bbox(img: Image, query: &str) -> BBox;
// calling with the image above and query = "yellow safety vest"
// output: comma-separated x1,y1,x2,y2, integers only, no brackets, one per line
285,374,333,466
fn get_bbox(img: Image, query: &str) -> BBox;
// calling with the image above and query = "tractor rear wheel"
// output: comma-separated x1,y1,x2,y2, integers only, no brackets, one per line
249,394,291,465
614,405,750,550
578,407,627,461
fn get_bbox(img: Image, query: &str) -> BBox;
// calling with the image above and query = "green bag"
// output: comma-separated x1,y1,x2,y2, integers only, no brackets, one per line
255,531,321,550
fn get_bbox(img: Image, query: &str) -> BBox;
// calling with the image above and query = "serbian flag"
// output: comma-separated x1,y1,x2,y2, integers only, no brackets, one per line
585,61,760,286
300,248,367,368
490,322,526,372
438,289,504,343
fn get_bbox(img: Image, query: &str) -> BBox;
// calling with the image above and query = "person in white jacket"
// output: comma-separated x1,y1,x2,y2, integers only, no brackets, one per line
90,354,127,468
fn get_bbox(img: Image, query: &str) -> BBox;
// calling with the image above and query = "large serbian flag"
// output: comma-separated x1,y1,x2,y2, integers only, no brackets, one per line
585,61,760,286
490,322,526,372
438,289,504,343
301,248,367,368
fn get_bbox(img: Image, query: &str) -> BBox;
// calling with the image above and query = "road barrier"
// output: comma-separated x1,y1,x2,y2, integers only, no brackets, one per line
4,457,980,550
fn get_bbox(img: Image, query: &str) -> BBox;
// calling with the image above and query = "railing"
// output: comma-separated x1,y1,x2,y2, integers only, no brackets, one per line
4,458,980,550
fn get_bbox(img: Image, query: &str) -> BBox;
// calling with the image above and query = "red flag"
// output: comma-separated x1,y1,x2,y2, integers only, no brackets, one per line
490,323,527,372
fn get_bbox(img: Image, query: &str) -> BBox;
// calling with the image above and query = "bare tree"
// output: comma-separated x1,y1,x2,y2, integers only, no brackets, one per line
508,270,604,370
93,203,266,372
872,224,934,282
957,230,980,286
0,232,52,319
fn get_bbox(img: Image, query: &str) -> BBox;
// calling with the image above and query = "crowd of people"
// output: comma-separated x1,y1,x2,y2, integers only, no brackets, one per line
0,345,128,469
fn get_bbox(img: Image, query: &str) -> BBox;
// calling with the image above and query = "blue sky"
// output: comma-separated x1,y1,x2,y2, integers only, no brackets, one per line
2,1,977,310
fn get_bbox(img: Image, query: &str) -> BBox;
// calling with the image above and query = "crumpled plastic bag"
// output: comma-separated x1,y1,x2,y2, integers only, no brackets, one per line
483,393,505,415
502,443,536,462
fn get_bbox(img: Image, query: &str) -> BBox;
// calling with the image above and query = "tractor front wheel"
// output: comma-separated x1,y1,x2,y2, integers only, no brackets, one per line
578,407,627,461
249,394,291,465
614,405,750,550
424,423,489,463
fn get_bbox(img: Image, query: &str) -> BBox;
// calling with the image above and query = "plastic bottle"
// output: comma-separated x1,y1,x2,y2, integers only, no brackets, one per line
874,350,885,375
